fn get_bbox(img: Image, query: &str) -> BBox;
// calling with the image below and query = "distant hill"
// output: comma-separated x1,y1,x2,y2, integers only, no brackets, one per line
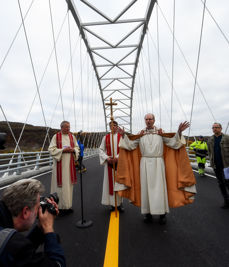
0,121,106,152
0,121,59,152
0,121,209,152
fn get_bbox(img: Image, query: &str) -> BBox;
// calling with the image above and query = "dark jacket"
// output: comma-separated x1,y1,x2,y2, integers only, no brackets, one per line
0,201,66,267
207,133,229,168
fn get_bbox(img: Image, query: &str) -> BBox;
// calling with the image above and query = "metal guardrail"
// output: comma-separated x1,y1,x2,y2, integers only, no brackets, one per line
0,147,214,187
0,148,99,186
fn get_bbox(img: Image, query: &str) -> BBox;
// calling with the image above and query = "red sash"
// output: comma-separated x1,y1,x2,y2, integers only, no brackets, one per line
56,132,77,187
105,133,121,195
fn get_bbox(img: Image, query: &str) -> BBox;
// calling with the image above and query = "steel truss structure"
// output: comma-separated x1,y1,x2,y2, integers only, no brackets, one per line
66,0,156,132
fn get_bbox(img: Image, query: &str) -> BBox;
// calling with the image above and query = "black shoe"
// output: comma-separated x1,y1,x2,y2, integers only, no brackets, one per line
67,208,74,214
118,204,125,213
58,208,74,216
143,213,152,223
58,209,67,217
159,214,167,225
110,206,115,212
221,203,229,209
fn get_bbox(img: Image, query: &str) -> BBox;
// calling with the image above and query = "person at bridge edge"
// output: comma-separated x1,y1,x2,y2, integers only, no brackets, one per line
0,179,66,267
99,121,125,212
76,131,87,173
118,113,191,224
189,135,208,176
49,121,79,216
207,122,229,209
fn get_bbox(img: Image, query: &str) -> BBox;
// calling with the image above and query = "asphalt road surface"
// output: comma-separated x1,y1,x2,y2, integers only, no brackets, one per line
1,156,229,267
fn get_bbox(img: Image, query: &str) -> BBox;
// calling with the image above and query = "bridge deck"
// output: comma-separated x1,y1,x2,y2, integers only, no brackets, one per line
3,156,229,266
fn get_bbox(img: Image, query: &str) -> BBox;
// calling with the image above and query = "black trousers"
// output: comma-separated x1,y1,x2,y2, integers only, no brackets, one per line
214,167,229,202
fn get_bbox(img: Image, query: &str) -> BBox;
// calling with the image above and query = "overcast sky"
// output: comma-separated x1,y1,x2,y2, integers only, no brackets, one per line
0,0,229,137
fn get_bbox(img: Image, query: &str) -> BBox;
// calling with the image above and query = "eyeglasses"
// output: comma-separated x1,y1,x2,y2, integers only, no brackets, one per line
212,127,220,129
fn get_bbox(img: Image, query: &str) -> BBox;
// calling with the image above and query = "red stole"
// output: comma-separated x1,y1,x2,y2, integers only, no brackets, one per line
56,132,77,187
105,133,121,195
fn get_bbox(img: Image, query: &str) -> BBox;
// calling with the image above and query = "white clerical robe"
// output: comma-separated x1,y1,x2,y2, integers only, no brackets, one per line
119,128,186,215
99,133,125,207
49,133,79,209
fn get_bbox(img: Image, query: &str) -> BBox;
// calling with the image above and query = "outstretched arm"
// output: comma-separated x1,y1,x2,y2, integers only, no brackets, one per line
178,121,190,137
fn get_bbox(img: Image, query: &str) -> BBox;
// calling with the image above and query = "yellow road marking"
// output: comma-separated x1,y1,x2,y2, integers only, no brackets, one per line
104,211,119,267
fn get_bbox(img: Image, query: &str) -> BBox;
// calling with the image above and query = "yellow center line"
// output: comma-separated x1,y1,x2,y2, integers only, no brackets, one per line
103,211,119,267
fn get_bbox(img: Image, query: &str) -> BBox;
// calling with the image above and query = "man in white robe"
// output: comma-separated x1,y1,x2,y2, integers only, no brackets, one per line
49,121,79,215
118,113,190,224
99,121,125,212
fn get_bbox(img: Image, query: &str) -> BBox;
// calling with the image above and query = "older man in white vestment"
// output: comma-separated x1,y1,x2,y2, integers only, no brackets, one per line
49,121,79,216
99,121,125,212
118,114,190,224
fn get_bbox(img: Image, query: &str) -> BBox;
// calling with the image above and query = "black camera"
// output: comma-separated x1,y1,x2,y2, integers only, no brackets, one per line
40,192,59,215
0,133,6,150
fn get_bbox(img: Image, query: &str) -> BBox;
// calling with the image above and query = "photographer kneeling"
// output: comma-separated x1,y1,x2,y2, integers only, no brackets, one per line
0,179,66,267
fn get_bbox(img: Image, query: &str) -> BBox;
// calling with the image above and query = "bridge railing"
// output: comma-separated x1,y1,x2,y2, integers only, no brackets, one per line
0,147,214,187
0,148,99,187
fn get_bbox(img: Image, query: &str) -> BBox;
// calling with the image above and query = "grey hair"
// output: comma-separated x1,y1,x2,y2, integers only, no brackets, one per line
60,121,70,128
2,179,44,217
144,113,155,120
213,122,222,128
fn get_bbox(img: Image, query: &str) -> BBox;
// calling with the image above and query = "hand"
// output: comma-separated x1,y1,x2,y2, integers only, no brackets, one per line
117,127,125,137
63,147,74,153
140,130,145,135
107,157,113,164
158,128,163,135
178,121,190,136
38,207,55,234
113,157,118,163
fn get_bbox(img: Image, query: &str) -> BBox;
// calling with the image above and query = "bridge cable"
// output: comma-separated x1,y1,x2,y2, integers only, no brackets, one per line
141,47,171,129
80,37,84,130
170,0,176,131
200,0,229,46
48,0,65,120
17,0,49,139
156,3,161,128
157,3,216,122
140,51,149,114
67,10,76,132
146,34,153,113
0,105,25,166
9,11,68,156
136,70,145,129
147,31,188,122
0,0,35,72
187,0,207,142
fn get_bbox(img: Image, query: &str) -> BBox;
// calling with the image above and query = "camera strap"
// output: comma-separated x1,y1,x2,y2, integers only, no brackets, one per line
0,226,16,256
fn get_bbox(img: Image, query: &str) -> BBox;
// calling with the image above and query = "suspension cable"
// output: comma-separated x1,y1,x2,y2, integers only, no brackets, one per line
80,37,84,130
0,105,22,154
200,0,229,46
0,0,35,72
140,51,149,113
156,3,161,128
17,0,48,131
147,31,188,121
170,0,176,131
15,12,69,155
146,33,153,113
48,0,65,120
67,11,76,132
188,0,207,140
157,3,216,121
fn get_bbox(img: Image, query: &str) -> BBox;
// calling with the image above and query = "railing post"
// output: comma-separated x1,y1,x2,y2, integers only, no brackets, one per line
16,153,22,175
34,153,40,170
49,154,53,166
